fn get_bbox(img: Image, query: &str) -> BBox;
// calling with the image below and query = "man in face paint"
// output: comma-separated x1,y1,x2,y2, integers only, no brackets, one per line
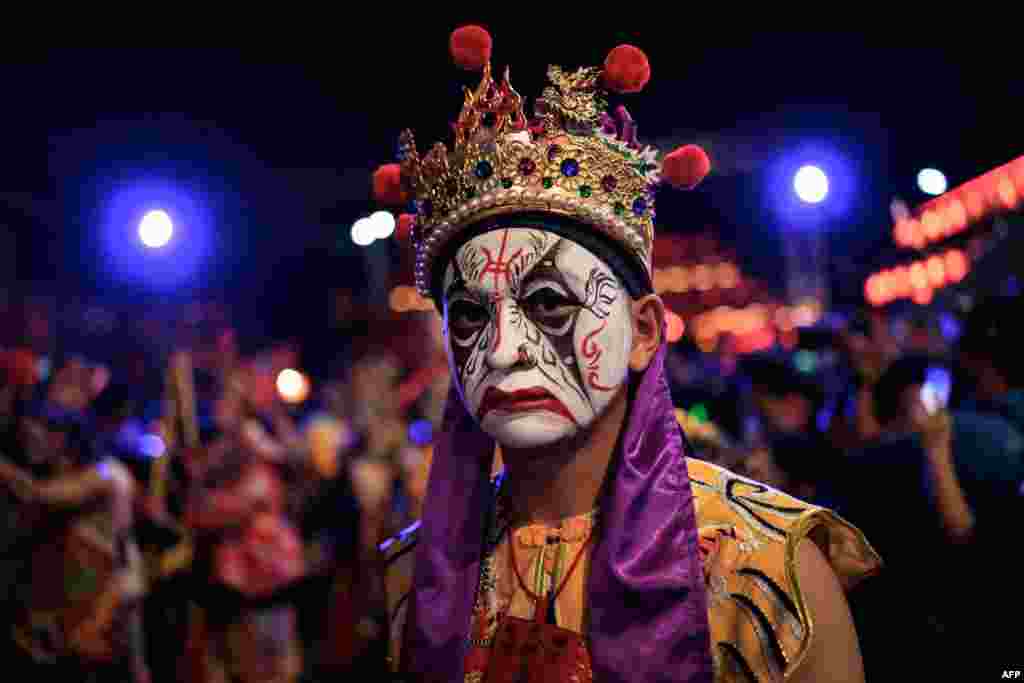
443,228,633,450
375,27,879,683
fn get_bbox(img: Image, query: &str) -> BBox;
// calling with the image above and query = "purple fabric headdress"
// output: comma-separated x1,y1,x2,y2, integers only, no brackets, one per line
401,338,713,682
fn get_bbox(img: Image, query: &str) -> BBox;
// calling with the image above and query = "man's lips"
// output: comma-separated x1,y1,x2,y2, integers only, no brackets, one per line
479,386,577,425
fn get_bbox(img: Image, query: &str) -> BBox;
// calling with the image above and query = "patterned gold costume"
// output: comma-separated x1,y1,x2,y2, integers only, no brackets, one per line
384,459,880,681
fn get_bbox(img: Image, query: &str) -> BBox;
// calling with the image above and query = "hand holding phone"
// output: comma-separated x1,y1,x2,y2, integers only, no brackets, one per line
920,366,952,415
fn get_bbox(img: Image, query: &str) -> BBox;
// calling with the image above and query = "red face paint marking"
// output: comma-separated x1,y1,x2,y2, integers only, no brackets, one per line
479,229,523,291
581,320,615,392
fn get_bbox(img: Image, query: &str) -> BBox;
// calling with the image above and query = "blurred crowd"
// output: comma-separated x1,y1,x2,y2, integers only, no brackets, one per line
1,292,1022,680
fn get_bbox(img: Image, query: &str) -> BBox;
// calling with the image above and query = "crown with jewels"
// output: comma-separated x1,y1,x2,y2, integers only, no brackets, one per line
373,27,710,299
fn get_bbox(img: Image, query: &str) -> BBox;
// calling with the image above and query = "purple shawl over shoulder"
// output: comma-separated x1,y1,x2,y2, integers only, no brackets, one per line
401,341,713,682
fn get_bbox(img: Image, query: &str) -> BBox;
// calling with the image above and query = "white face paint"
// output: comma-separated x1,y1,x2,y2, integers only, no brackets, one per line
441,228,633,449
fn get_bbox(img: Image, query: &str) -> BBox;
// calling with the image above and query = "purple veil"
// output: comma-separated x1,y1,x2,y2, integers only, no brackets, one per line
401,339,713,682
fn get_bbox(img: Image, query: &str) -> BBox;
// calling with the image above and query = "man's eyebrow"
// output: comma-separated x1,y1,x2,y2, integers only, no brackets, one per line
520,261,581,298
445,281,489,302
444,280,465,300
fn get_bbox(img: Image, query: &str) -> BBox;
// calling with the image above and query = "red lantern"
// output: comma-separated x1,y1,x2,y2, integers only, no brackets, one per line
865,275,886,307
926,255,946,288
910,262,929,290
945,249,969,283
892,267,912,299
922,211,941,242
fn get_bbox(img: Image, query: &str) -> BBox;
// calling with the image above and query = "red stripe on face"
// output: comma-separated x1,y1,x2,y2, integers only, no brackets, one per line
587,371,616,392
479,229,523,290
581,320,615,392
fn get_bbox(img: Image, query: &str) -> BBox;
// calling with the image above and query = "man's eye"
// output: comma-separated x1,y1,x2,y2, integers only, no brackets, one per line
450,301,488,328
524,288,575,316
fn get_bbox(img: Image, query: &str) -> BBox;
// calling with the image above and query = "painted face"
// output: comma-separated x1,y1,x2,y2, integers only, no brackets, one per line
441,228,633,449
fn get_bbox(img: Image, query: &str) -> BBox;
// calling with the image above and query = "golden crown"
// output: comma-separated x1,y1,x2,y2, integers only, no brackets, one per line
374,29,709,299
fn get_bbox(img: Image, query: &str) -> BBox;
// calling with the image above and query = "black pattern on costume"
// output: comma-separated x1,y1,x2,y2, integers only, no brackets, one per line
736,568,804,635
717,642,758,682
725,479,808,539
728,593,787,679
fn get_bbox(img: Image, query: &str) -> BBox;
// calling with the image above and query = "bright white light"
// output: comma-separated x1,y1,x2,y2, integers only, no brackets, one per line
917,168,947,196
276,368,310,404
351,217,375,246
138,434,166,459
139,210,173,248
794,165,829,204
369,211,396,239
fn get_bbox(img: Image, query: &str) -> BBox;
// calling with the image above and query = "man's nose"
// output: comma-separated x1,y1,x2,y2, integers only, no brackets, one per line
485,301,527,371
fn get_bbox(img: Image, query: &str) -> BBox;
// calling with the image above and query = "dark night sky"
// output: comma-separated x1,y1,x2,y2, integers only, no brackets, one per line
2,30,1021,351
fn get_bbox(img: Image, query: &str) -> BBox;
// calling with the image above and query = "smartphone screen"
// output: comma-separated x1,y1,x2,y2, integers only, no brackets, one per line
36,356,51,382
921,366,952,414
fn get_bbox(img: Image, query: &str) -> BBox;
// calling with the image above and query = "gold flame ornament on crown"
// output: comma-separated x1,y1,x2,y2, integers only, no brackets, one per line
375,27,709,300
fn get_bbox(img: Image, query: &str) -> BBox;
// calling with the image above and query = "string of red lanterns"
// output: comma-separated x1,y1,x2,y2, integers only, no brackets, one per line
653,262,741,294
893,155,1024,250
864,248,970,307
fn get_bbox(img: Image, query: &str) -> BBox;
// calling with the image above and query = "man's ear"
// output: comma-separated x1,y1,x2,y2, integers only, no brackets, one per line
629,294,666,372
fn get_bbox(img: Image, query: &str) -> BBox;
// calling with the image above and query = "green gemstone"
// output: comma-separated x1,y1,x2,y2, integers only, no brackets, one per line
614,202,625,215
502,178,514,189
579,185,593,198
466,187,476,199
542,177,554,189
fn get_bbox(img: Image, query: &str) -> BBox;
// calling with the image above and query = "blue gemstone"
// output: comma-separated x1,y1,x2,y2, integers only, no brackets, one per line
561,159,580,177
632,197,647,216
421,200,433,217
475,160,494,179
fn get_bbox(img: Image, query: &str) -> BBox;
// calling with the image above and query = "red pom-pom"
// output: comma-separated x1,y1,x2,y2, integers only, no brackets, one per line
663,145,711,190
449,25,492,72
603,45,651,94
372,164,407,206
396,213,416,242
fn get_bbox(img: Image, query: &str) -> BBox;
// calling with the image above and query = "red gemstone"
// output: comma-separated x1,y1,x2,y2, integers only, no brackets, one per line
519,158,537,176
601,175,618,192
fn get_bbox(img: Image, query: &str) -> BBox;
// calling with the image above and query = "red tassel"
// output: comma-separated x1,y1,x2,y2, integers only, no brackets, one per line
372,164,407,206
449,25,492,72
603,45,651,94
663,145,711,190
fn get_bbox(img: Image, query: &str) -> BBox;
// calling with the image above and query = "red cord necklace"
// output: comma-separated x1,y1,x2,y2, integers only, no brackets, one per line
482,528,595,683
